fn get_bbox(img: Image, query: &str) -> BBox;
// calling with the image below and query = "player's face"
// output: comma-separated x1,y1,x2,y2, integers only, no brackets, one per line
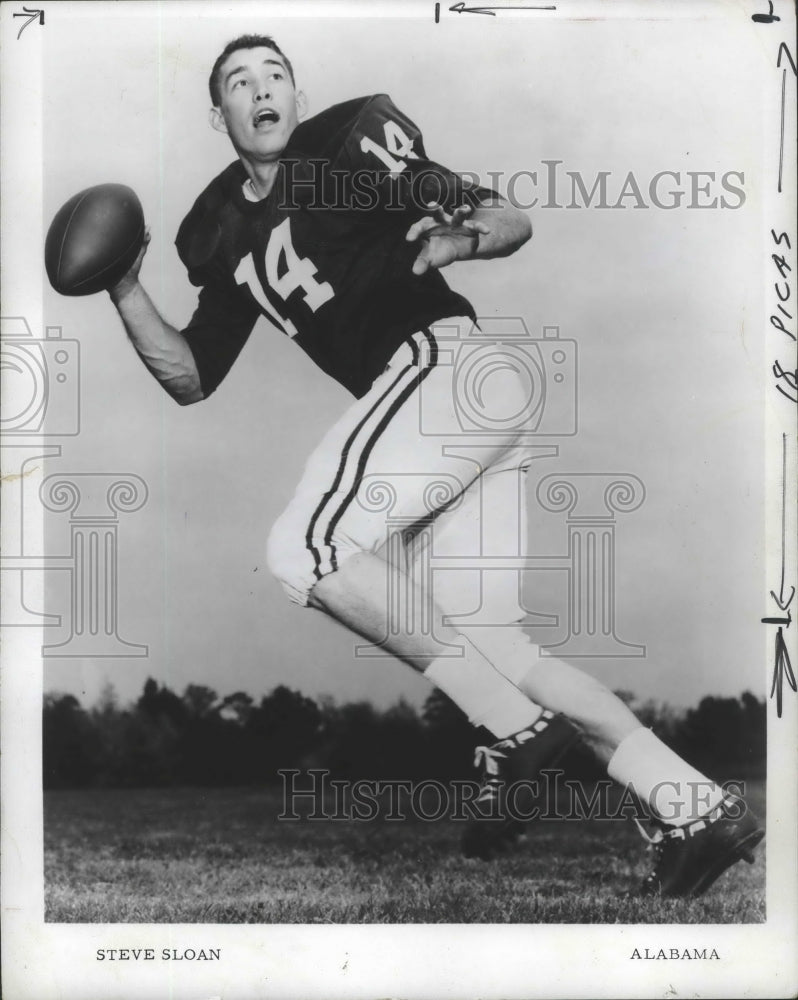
211,48,302,160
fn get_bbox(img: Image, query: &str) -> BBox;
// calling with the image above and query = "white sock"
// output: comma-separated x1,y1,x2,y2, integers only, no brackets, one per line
607,727,725,826
424,636,543,738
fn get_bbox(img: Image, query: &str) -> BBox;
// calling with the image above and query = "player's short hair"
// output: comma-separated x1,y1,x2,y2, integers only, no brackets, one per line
209,34,296,106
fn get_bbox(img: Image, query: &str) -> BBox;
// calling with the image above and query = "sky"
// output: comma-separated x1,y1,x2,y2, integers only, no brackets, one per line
26,3,774,712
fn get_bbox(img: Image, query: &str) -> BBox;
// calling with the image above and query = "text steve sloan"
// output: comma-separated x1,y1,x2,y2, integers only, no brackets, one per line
96,948,221,961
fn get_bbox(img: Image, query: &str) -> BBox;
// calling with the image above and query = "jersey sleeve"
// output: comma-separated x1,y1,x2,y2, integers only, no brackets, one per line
345,94,499,216
180,279,260,398
176,167,260,397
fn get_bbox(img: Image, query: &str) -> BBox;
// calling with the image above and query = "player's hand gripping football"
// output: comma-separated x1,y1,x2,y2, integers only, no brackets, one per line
405,202,489,276
109,226,151,302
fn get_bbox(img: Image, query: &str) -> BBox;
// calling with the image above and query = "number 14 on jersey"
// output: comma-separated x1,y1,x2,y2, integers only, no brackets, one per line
235,218,334,337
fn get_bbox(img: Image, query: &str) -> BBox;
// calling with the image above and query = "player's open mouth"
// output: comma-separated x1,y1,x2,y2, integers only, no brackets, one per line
253,109,280,128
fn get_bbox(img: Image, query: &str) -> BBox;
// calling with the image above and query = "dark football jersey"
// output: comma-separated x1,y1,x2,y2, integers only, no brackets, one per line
175,94,497,398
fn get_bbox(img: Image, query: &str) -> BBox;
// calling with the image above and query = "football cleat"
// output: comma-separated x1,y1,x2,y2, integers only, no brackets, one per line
639,795,764,898
461,710,582,860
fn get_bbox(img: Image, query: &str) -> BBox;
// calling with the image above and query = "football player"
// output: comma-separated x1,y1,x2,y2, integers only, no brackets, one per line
108,34,763,896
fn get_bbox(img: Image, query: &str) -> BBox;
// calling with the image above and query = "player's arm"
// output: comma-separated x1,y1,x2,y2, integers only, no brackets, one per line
109,232,204,405
405,198,532,276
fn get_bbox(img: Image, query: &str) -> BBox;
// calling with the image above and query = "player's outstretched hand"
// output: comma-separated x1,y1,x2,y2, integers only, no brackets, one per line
405,203,489,275
109,226,151,302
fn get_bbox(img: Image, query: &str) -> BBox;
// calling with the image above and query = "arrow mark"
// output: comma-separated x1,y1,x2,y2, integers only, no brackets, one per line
449,2,556,14
13,6,44,40
770,627,796,718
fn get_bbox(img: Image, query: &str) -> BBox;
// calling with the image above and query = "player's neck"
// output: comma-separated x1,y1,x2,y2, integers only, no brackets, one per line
240,159,280,200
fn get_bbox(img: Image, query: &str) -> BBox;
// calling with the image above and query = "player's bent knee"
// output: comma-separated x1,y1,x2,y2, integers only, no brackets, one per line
265,516,314,608
266,512,366,608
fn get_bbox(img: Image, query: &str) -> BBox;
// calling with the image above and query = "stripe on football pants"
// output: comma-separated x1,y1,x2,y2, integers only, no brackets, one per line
305,328,438,582
304,363,415,580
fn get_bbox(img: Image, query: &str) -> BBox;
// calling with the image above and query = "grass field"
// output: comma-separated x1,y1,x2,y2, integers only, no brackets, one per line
44,781,766,924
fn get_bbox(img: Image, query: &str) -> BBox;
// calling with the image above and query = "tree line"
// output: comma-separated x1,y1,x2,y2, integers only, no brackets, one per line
43,679,766,789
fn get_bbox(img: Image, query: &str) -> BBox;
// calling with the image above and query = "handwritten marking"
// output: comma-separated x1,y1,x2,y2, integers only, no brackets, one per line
769,231,797,400
770,627,796,717
751,1,780,23
12,6,44,39
773,360,798,402
762,612,792,626
777,41,798,75
435,2,440,21
765,435,796,717
449,2,556,15
755,16,797,719
770,433,795,610
779,70,786,192
776,44,797,192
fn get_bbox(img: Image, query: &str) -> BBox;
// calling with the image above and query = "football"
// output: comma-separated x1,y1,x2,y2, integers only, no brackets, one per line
45,183,145,296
